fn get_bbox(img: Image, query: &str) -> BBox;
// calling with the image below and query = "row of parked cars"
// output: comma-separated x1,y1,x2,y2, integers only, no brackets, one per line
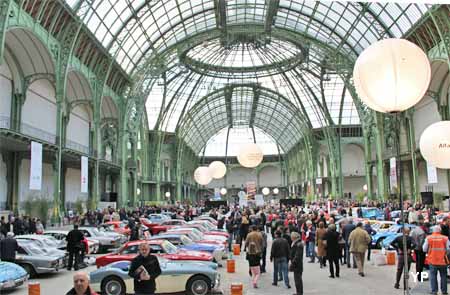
90,214,226,295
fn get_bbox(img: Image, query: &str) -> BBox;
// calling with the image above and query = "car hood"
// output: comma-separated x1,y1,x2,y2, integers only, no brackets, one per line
0,262,27,282
180,244,217,252
166,250,213,261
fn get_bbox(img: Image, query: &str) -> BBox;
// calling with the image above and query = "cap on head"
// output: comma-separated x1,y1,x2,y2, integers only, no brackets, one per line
433,226,442,233
6,232,14,238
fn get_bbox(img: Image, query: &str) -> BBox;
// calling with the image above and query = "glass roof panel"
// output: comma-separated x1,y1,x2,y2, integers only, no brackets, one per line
203,127,281,157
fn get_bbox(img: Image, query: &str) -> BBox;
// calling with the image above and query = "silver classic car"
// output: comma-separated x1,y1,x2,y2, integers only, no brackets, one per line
15,239,66,277
44,230,100,254
79,227,123,252
90,258,220,295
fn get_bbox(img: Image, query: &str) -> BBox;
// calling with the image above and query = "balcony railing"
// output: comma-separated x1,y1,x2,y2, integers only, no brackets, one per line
65,139,90,155
21,122,56,144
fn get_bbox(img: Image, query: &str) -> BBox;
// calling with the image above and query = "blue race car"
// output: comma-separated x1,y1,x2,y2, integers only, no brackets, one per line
90,259,220,295
0,262,28,291
371,224,416,249
149,233,226,261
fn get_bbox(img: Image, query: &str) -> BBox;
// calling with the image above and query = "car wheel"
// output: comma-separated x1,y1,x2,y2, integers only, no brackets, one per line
21,264,36,278
101,276,126,295
186,275,211,295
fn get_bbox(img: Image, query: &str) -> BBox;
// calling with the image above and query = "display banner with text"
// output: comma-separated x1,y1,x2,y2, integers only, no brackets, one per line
29,141,42,190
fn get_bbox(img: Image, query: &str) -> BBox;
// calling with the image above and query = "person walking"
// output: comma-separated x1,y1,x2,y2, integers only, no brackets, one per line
342,218,356,268
246,242,261,288
258,225,268,272
270,230,291,289
423,226,450,295
240,215,250,250
66,271,98,295
348,222,371,277
245,225,263,254
363,220,375,261
0,232,19,262
323,224,341,278
66,224,84,271
410,217,427,282
290,231,304,295
128,243,162,295
391,227,414,289
316,221,327,268
305,220,316,263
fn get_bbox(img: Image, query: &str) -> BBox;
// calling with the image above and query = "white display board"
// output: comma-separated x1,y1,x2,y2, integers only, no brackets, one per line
389,157,397,191
255,194,264,206
81,156,88,193
427,163,438,184
29,141,42,190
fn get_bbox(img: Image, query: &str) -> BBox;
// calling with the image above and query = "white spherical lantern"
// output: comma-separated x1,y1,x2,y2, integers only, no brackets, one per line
220,188,227,195
165,191,171,198
237,143,263,168
419,121,450,169
273,188,279,195
194,166,212,186
208,161,227,179
262,187,270,196
353,38,431,113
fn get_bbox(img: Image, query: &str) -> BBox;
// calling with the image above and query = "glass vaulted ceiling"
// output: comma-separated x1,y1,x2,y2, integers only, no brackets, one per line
65,0,432,154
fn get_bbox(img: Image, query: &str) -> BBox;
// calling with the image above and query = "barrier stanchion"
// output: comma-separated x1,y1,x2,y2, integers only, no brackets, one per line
233,244,240,255
28,281,40,295
227,259,235,273
230,282,243,295
386,250,396,265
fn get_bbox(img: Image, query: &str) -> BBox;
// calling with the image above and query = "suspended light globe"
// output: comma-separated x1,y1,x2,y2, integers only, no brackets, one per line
237,143,264,168
273,188,279,195
220,188,227,195
262,187,270,196
208,161,227,179
165,192,171,198
137,188,141,195
194,167,212,185
419,121,450,169
353,38,431,113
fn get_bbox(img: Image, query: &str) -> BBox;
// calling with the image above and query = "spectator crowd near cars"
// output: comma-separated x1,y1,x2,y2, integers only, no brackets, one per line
1,200,450,294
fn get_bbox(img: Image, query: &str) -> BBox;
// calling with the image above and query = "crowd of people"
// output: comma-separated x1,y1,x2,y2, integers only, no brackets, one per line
2,199,450,295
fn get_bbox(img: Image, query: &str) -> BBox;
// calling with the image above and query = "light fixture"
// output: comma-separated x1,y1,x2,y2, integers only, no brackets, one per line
353,38,431,295
237,143,263,168
353,38,431,113
165,191,171,198
363,184,368,192
208,161,227,179
137,188,141,195
262,187,270,196
420,121,450,169
194,166,212,185
273,188,279,194
220,188,227,195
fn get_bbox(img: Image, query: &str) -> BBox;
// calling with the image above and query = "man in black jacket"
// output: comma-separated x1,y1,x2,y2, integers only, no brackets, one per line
270,230,291,288
290,231,304,295
0,232,19,262
66,224,84,271
128,242,162,295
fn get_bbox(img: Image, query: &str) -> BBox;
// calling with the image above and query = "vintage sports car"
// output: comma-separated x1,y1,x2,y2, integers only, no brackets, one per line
148,219,187,235
0,262,28,291
15,239,66,277
148,233,225,261
95,239,214,268
90,259,220,295
16,235,66,257
79,227,123,252
44,230,100,254
371,224,416,249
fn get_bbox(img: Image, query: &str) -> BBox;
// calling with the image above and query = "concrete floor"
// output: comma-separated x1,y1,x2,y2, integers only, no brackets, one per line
4,237,436,295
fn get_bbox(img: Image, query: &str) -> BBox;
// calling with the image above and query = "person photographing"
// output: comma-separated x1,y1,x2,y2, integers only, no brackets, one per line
129,242,162,295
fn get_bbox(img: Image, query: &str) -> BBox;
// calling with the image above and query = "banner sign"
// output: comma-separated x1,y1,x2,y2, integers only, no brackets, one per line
81,156,88,193
316,178,322,185
389,157,397,192
239,194,248,208
246,181,256,198
29,141,42,190
427,163,438,184
214,188,221,200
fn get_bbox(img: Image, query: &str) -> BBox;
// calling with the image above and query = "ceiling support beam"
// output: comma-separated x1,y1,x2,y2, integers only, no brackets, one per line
225,86,233,127
214,0,227,33
249,87,260,128
265,0,280,34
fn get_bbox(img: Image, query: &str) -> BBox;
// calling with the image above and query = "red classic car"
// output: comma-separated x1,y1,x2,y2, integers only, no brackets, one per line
95,239,213,268
104,221,131,236
149,219,188,235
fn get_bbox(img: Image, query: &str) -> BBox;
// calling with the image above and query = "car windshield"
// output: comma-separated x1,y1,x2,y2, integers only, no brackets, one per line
180,235,193,245
101,225,115,232
161,241,178,254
